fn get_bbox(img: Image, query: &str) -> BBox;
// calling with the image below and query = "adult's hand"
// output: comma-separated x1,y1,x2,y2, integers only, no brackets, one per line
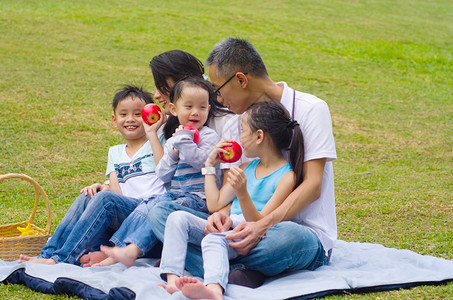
225,221,268,255
204,212,233,234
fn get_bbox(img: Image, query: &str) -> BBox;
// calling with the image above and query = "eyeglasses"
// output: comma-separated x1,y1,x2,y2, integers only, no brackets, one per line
214,72,248,96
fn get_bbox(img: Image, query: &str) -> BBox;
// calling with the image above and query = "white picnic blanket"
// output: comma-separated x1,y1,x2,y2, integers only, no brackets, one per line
1,240,452,299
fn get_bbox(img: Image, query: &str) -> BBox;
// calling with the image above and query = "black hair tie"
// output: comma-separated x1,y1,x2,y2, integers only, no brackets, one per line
287,119,299,129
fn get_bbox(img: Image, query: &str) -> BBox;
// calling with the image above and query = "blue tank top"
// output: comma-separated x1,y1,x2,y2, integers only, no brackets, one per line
230,159,293,215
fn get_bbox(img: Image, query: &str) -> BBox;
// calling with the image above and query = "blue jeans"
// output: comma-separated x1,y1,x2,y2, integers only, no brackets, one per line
229,222,329,276
148,201,329,278
111,191,209,256
39,191,142,265
160,211,239,290
148,201,210,277
160,211,207,279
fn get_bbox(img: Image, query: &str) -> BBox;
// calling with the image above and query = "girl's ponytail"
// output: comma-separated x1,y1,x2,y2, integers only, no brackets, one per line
246,101,305,189
288,122,304,188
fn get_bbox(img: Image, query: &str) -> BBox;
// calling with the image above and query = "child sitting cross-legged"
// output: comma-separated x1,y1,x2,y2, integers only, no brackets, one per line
19,85,167,266
158,100,304,299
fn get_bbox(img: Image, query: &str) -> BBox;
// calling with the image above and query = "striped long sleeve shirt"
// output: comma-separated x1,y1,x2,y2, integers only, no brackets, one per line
156,126,219,199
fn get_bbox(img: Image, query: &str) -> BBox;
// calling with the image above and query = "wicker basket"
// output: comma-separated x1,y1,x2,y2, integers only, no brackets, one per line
0,173,52,261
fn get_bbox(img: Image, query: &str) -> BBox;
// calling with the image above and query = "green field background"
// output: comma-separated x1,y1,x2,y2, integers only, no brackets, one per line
0,0,451,299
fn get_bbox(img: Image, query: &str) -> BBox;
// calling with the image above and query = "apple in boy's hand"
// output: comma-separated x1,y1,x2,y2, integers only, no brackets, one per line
182,125,200,144
141,104,161,125
220,141,242,163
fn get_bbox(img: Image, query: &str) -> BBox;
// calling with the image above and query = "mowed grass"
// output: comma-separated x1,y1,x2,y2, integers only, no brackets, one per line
0,0,451,299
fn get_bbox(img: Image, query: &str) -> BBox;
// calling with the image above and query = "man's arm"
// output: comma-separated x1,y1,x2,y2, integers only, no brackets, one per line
226,158,326,255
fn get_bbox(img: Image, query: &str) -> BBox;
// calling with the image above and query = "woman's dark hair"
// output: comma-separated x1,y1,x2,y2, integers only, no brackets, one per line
150,50,204,96
112,84,153,112
150,50,232,139
162,77,217,139
245,101,304,188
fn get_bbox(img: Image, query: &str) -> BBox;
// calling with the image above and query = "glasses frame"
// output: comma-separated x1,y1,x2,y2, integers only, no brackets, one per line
214,72,248,96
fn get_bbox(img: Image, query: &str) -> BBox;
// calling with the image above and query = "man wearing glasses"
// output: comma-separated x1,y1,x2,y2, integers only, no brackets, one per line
150,38,337,288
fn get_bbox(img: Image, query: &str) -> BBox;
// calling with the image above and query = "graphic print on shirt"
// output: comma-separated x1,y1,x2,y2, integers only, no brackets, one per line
115,154,154,183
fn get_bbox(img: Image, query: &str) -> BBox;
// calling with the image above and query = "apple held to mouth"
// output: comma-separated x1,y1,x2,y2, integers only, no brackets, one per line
182,125,200,144
141,103,162,125
219,141,242,163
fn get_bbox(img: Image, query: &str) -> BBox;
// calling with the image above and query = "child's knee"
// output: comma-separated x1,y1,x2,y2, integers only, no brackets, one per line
201,233,228,250
150,201,178,218
91,191,116,205
166,210,194,228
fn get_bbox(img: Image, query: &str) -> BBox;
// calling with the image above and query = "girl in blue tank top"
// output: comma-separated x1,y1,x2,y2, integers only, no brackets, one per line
158,101,304,299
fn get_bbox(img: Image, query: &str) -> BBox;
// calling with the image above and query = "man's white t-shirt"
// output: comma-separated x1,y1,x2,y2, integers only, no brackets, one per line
219,113,254,170
106,139,167,200
219,82,337,253
279,81,337,253
207,112,236,138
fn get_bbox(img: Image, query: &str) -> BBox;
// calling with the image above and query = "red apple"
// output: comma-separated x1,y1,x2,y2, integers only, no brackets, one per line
182,125,200,144
219,141,242,163
141,103,161,125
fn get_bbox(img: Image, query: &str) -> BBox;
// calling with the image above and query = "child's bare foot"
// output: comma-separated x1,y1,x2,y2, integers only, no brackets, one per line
176,276,223,300
19,255,56,265
92,256,118,267
99,244,141,267
18,254,32,263
156,283,179,294
80,251,108,267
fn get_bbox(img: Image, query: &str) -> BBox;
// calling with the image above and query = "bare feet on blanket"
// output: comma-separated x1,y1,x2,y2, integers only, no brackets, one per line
92,256,118,267
18,255,56,265
80,251,108,267
97,244,141,267
156,282,179,294
175,276,223,300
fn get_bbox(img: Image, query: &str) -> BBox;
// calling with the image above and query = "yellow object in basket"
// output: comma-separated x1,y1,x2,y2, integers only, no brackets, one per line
17,223,38,236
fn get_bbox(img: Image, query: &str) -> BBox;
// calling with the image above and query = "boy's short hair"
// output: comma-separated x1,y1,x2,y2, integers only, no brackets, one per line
112,85,154,112
206,38,268,78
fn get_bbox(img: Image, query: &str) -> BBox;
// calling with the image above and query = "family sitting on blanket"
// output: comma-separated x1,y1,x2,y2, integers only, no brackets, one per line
19,38,337,294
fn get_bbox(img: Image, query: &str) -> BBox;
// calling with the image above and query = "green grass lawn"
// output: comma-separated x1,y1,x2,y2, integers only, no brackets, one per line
0,0,451,298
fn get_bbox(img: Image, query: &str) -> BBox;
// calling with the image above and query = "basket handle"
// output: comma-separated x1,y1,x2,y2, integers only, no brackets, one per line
0,173,52,234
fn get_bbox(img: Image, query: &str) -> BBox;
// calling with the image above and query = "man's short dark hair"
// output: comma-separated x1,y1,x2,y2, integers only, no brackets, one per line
206,38,268,78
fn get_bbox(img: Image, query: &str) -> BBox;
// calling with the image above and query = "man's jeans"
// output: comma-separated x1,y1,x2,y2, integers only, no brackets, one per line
148,201,329,278
40,191,141,265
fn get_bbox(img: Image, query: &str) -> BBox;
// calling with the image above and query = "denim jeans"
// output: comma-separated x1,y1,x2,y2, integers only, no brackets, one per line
230,222,329,276
160,211,239,290
148,201,210,277
111,191,209,256
159,211,207,279
39,191,142,265
148,201,329,278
